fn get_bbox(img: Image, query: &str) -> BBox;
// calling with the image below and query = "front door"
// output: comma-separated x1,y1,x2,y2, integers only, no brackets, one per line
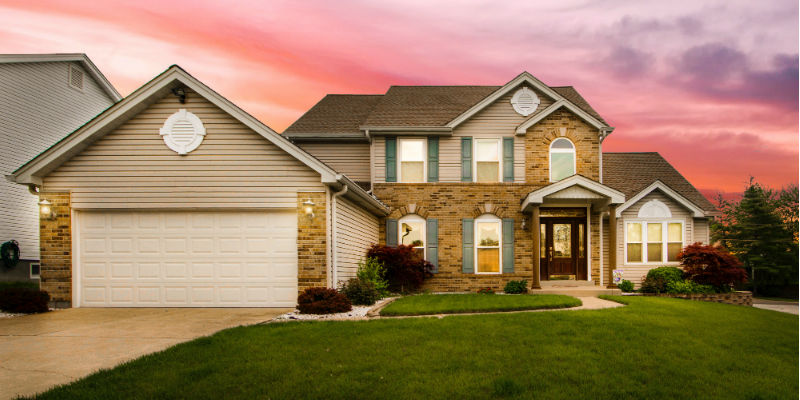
540,218,587,280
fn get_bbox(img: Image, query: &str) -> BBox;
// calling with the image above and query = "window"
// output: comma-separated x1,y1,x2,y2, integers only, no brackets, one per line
475,139,501,182
625,221,684,264
549,138,575,182
30,263,40,279
399,139,426,183
475,215,501,273
399,214,425,258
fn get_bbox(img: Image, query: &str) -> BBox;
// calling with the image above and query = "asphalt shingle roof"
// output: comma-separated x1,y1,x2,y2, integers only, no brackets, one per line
283,94,382,137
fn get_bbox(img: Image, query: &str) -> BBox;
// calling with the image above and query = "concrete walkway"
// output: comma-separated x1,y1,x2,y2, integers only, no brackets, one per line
752,299,799,315
0,307,289,399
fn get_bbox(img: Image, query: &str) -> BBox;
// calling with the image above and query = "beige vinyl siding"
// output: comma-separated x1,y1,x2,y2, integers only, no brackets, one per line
372,85,554,183
1,61,116,259
297,142,370,183
693,218,710,244
43,89,324,209
335,196,379,284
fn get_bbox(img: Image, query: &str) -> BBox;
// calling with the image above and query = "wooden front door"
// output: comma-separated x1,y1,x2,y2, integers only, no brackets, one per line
540,218,587,280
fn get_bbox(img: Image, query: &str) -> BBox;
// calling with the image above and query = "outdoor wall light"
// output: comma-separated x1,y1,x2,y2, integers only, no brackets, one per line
171,87,186,103
303,199,315,219
39,199,56,220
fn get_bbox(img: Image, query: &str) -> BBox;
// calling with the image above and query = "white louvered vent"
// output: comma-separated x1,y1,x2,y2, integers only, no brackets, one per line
69,65,84,90
159,109,206,155
510,87,540,116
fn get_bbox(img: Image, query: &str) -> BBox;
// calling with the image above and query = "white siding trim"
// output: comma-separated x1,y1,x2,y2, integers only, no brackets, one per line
615,181,705,218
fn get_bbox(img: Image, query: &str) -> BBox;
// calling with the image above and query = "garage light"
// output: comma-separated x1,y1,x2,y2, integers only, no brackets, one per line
39,199,56,220
303,199,315,219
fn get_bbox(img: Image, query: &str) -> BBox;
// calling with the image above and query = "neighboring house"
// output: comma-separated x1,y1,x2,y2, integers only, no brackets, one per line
9,68,717,308
285,71,718,292
0,54,121,282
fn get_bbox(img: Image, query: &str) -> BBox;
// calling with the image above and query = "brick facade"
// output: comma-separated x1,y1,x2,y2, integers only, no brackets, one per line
297,191,327,292
525,109,600,185
38,192,72,307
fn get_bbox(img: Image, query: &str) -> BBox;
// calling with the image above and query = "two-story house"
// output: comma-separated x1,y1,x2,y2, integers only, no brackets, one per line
9,67,716,308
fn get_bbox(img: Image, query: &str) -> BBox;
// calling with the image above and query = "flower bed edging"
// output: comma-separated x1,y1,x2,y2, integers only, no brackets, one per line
645,291,752,306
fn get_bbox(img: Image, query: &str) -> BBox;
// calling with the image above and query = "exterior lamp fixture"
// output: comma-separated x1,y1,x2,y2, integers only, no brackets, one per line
39,199,56,220
302,199,315,219
171,87,186,103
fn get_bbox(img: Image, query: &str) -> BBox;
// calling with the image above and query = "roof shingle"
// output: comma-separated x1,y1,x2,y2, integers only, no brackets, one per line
283,94,382,138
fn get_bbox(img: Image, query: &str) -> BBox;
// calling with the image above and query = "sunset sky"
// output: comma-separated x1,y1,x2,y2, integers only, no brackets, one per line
1,0,797,198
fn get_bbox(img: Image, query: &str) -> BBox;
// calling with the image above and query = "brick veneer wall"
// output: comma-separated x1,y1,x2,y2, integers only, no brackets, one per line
38,192,72,307
297,192,327,292
525,109,600,185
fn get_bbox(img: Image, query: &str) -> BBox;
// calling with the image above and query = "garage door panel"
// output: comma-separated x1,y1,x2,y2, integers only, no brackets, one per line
78,211,298,307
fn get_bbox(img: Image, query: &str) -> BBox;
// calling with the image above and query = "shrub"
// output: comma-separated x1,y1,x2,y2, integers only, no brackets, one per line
477,287,495,294
366,244,434,293
504,280,528,294
356,257,389,296
0,287,49,313
680,243,748,292
666,279,715,295
618,280,635,293
297,287,351,314
339,278,380,306
640,267,684,293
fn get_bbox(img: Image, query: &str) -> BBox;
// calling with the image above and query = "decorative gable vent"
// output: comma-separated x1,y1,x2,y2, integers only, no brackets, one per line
68,65,84,90
159,109,206,155
638,199,672,218
510,87,540,116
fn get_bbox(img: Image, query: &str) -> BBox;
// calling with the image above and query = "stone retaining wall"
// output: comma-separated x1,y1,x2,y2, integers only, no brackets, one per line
648,291,752,306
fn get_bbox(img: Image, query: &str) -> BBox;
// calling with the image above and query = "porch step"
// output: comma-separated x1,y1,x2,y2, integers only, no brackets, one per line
539,280,598,288
533,287,621,297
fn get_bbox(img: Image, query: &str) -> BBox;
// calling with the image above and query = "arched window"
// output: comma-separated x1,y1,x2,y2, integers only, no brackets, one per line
399,214,426,258
549,138,575,182
475,214,502,274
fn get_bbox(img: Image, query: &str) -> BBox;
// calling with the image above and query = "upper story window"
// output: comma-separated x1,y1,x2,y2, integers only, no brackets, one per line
399,138,426,183
475,139,501,183
399,214,425,258
475,214,502,273
549,138,575,182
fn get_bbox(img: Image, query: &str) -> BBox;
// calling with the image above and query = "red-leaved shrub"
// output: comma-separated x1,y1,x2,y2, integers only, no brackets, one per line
366,244,434,293
297,287,351,314
679,243,748,291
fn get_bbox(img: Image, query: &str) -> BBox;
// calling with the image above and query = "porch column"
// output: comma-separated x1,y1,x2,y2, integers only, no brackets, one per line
607,204,617,288
531,205,541,289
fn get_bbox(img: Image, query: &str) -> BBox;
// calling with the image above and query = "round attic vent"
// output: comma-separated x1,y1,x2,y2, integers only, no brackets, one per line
510,87,540,116
159,109,206,155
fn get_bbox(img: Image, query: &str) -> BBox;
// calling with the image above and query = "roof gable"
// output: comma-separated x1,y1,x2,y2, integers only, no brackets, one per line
0,53,121,101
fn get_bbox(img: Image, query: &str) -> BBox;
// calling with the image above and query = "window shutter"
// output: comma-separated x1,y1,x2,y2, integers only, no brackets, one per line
462,218,474,273
503,137,514,182
426,218,438,272
386,219,398,246
502,218,514,273
461,137,473,182
427,137,439,182
385,137,397,182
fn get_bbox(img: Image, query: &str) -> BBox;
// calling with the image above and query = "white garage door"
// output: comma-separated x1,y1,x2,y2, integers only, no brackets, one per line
76,211,298,307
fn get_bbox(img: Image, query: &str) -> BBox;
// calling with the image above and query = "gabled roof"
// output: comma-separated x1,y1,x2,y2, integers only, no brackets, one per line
602,152,717,214
284,94,383,139
521,174,625,212
8,65,388,215
0,53,121,101
362,86,499,128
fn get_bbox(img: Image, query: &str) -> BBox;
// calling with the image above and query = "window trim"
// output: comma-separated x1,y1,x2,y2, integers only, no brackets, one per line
474,214,502,274
398,214,426,258
473,138,502,183
29,262,41,279
549,138,576,182
623,219,684,265
397,138,427,183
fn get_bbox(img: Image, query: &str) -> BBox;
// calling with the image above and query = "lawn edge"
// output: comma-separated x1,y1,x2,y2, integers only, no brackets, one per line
379,298,583,317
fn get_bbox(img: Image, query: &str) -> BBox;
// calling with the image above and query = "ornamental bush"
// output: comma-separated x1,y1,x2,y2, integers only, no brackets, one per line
666,279,715,295
366,244,434,293
477,287,495,294
339,277,381,306
617,280,635,293
356,257,389,296
297,287,351,314
640,267,684,294
0,287,49,313
680,243,748,292
504,280,528,294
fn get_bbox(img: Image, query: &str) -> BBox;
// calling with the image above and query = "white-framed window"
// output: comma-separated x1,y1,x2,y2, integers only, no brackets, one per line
398,138,426,183
399,214,425,258
30,263,40,279
474,138,501,183
475,214,502,274
624,220,684,264
549,138,576,182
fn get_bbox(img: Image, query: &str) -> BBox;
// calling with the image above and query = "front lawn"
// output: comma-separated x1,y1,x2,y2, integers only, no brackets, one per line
380,293,581,316
30,297,798,399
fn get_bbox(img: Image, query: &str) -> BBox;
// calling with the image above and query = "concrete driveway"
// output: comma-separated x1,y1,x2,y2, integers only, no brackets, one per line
752,299,799,315
0,307,289,399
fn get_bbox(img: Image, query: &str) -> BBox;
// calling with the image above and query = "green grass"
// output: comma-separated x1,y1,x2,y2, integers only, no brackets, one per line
0,281,38,290
28,297,798,400
380,293,581,316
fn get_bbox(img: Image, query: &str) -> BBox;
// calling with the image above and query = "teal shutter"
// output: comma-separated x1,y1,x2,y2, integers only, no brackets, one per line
426,218,438,272
503,137,514,182
386,219,398,246
502,218,514,273
385,137,397,182
427,137,439,182
462,218,474,273
461,137,473,182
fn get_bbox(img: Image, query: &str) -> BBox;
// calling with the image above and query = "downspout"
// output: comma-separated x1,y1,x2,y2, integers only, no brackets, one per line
598,129,603,183
330,184,349,288
599,210,604,286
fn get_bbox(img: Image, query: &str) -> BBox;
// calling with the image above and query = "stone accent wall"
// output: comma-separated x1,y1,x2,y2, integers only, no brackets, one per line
647,291,753,306
525,109,600,185
38,192,72,307
297,192,327,292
